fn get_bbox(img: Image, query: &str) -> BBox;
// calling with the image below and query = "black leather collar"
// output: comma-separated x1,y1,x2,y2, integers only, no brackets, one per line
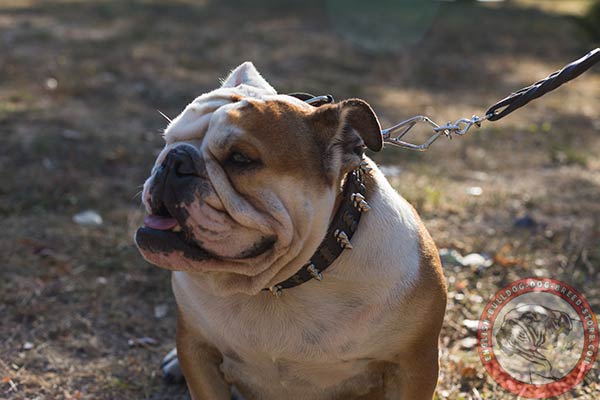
264,161,371,297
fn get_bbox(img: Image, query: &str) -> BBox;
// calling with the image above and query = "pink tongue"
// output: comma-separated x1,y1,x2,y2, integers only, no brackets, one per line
144,215,178,231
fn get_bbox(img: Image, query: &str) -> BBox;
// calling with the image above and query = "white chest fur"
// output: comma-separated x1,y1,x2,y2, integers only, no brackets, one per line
172,170,422,398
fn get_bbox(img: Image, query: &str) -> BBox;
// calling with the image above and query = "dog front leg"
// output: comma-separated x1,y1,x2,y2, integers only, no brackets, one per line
384,347,440,400
177,318,231,400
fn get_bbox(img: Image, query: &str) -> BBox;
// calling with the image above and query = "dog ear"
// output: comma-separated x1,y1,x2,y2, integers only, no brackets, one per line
312,98,383,153
338,99,383,152
310,98,382,179
221,62,276,94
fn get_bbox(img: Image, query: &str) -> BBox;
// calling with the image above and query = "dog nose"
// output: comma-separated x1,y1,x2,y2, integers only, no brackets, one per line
163,146,198,177
150,146,202,213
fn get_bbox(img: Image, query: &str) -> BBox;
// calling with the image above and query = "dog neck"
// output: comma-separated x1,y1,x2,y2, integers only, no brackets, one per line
264,160,372,297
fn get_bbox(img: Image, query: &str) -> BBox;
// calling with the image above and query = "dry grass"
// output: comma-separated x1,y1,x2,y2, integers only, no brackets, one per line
1,0,599,399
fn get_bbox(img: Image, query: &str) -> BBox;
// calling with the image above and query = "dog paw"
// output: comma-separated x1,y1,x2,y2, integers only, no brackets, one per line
160,348,184,384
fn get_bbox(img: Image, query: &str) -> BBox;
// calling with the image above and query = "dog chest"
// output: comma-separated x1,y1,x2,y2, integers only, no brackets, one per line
183,288,405,393
220,352,384,398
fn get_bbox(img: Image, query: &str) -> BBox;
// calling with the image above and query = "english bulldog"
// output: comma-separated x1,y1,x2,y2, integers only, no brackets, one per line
135,62,447,400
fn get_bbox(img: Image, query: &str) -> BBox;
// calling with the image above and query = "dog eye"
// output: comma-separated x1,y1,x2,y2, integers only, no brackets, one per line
227,152,255,166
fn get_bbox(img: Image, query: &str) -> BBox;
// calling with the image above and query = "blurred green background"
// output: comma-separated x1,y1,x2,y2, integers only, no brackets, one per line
1,1,599,399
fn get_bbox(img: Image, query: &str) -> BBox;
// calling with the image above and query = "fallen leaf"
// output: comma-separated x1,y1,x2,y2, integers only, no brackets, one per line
455,280,468,291
494,244,522,267
460,366,478,378
493,254,520,267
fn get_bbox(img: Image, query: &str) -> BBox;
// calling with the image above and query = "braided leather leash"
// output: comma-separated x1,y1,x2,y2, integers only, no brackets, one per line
381,48,600,151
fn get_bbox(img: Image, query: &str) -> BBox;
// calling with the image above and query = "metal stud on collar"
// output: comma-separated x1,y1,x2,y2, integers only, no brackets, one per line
269,285,283,297
262,163,365,296
334,229,353,250
359,160,372,173
351,193,370,212
307,263,323,281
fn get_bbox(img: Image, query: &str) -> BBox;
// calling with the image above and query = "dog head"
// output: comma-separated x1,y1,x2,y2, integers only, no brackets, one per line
134,62,382,295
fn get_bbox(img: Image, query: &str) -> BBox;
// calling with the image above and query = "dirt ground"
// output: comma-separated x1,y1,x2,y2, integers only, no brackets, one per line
1,1,599,399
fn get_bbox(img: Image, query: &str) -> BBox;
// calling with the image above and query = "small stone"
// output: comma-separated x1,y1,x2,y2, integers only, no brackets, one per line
462,319,480,332
459,337,478,350
466,186,482,196
154,304,168,319
461,253,492,268
96,277,108,285
45,77,58,90
22,342,34,351
73,210,103,226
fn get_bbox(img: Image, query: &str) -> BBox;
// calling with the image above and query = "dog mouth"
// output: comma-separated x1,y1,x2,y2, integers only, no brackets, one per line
135,212,276,263
135,213,212,261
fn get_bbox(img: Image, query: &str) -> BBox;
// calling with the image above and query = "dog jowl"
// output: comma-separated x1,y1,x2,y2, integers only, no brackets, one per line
135,62,446,400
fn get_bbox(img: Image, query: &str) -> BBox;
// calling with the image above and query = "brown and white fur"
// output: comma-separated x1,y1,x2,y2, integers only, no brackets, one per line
135,62,446,400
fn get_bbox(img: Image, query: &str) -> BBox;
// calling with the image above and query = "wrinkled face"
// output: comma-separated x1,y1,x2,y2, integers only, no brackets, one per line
134,62,382,295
